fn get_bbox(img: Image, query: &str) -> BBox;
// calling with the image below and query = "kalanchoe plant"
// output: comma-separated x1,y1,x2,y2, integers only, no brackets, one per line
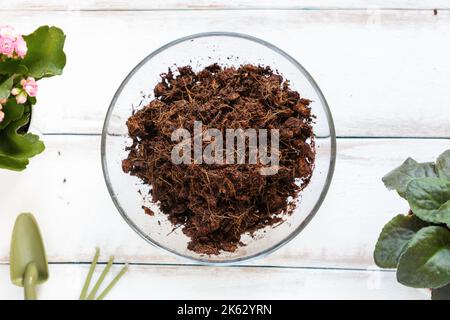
374,149,450,300
0,25,66,171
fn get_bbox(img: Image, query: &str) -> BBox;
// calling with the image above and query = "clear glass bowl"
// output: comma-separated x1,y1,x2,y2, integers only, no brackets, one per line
101,32,336,264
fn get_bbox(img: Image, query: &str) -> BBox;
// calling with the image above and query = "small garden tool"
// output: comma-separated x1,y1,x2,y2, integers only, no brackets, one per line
10,213,48,300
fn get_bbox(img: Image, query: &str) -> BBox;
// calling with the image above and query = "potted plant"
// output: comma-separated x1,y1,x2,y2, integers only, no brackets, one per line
0,25,66,171
374,149,450,299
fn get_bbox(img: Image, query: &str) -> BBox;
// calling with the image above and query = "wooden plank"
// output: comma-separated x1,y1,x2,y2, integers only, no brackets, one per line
0,264,429,299
1,0,448,11
0,136,448,268
1,10,449,137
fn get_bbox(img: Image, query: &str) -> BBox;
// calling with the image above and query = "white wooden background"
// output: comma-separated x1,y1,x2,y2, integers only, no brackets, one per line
0,0,449,300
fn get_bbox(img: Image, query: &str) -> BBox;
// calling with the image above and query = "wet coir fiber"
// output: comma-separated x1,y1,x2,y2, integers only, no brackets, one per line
122,64,315,255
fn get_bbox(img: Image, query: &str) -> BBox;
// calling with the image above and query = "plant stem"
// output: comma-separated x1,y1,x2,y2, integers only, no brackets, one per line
96,264,129,300
79,247,100,300
86,255,114,300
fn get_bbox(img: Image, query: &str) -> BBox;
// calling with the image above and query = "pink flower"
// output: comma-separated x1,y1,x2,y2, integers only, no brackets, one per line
0,36,15,57
15,91,27,104
0,25,17,40
14,36,27,58
0,26,27,59
21,77,38,97
11,86,28,104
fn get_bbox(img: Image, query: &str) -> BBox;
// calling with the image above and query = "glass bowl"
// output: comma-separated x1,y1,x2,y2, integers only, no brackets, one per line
101,32,336,264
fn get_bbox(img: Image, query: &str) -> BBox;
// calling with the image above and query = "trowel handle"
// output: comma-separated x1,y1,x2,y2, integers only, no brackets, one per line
23,262,38,300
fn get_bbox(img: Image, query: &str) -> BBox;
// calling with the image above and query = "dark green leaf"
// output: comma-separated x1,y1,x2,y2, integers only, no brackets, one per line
0,75,14,100
22,26,66,79
0,60,28,75
397,226,450,288
436,150,450,180
406,178,450,226
28,96,37,105
432,283,450,300
382,158,437,198
374,214,428,268
0,99,25,130
0,114,45,171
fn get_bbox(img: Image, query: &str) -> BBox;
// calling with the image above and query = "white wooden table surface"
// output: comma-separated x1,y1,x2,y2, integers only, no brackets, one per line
0,0,449,300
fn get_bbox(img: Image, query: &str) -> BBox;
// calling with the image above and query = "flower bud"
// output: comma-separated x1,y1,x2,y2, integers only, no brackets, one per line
16,91,27,104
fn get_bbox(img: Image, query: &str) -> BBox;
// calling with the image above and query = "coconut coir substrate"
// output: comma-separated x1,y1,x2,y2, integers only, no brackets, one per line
122,64,315,255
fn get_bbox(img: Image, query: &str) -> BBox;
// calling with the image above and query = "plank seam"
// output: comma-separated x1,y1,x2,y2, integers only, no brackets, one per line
0,261,394,273
41,133,450,139
0,8,448,13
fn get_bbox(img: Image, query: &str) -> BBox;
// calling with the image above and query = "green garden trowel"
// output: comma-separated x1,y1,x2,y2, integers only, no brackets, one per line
10,213,48,300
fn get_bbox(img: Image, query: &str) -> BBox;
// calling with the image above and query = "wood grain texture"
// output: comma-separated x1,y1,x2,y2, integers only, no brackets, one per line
0,136,448,268
0,0,448,11
0,264,429,300
0,10,448,137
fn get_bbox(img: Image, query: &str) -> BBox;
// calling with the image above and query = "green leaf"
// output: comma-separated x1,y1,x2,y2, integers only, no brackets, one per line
0,114,45,171
0,75,14,100
374,214,428,268
436,150,450,180
432,283,450,300
28,96,37,105
397,226,450,288
406,178,450,226
0,60,28,75
382,158,437,198
22,26,66,79
0,154,29,171
0,99,25,130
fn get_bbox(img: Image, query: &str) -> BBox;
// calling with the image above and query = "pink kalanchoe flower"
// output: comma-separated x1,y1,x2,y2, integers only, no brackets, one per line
21,77,38,97
0,110,4,123
0,36,15,57
14,36,27,58
11,87,27,104
15,91,27,104
0,25,17,40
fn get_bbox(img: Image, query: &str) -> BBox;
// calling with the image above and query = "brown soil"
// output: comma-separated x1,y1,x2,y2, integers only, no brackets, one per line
123,64,315,255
